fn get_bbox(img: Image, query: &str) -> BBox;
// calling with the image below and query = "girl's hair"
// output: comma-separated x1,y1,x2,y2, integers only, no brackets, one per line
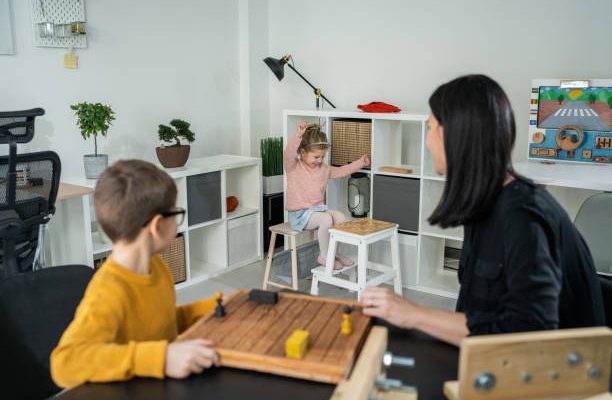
298,124,329,153
428,74,520,228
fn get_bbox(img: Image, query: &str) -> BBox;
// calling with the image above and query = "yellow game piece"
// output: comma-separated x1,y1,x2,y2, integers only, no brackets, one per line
214,291,223,300
285,329,310,359
341,313,352,335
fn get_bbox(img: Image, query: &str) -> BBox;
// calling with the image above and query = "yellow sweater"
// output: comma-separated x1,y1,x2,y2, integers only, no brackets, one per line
50,255,215,388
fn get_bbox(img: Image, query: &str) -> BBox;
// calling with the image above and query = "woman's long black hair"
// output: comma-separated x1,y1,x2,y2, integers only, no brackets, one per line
428,74,518,228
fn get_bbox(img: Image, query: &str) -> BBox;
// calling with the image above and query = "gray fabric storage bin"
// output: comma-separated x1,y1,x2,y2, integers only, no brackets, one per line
373,175,420,232
187,171,222,226
274,241,319,281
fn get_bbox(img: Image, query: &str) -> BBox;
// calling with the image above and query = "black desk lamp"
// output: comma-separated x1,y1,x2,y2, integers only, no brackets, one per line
263,54,336,109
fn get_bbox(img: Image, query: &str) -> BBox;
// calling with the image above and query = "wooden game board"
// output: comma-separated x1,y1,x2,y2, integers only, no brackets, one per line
178,289,372,383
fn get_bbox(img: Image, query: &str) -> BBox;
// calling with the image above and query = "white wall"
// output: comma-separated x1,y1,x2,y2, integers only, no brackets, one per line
267,0,612,160
0,0,241,181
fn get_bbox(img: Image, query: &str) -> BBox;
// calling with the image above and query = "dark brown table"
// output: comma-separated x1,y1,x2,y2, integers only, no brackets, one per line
56,322,459,400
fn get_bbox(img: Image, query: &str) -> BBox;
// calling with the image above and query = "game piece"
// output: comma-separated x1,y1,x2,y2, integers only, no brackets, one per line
341,306,353,335
285,329,310,359
248,289,278,304
214,291,225,317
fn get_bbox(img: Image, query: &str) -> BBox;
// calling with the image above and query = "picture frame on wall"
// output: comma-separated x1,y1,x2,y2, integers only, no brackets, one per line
0,0,15,54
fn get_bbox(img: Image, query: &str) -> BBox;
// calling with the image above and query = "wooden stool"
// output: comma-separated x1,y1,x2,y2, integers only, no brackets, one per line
310,218,402,300
262,222,311,291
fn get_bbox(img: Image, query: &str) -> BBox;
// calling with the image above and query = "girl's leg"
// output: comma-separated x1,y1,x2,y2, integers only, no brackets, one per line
326,210,354,266
305,212,342,269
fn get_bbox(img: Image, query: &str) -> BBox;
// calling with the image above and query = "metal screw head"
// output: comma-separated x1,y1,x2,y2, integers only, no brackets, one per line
382,351,393,368
549,370,559,380
474,372,496,392
567,352,582,366
587,367,602,379
521,372,532,383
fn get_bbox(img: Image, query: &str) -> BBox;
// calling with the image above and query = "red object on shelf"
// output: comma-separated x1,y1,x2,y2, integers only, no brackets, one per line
227,196,239,212
357,102,401,113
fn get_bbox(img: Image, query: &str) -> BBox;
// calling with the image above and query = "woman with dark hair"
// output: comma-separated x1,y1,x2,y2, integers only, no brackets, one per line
360,75,605,346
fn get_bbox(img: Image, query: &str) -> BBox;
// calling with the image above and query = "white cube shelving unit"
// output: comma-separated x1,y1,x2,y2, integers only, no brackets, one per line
54,155,262,290
284,109,461,298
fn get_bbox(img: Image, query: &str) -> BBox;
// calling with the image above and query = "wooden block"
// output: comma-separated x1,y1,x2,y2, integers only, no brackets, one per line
455,327,612,400
178,289,371,383
379,166,413,174
248,289,278,304
286,329,310,359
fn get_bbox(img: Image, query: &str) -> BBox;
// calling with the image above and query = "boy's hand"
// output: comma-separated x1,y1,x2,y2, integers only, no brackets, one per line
361,154,370,167
165,339,219,379
297,121,308,137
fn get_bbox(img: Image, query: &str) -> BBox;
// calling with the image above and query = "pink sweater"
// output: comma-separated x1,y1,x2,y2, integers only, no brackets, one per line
284,132,366,211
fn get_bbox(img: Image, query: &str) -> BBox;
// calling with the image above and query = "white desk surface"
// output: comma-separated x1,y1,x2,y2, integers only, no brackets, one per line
514,160,612,191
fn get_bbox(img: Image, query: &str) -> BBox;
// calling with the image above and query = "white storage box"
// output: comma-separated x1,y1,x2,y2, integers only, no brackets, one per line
228,213,260,266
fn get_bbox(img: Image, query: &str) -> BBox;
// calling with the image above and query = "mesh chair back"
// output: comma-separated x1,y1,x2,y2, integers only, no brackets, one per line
574,193,612,276
0,108,44,144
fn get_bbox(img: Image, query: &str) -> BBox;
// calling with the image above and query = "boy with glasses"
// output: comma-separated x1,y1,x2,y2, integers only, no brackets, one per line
51,160,219,388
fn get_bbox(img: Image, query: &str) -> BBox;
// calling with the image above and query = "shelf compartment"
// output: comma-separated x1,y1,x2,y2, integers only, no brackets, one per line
417,235,462,297
225,165,261,218
188,221,227,280
372,174,420,232
187,171,222,227
419,179,463,239
372,119,422,176
228,213,261,267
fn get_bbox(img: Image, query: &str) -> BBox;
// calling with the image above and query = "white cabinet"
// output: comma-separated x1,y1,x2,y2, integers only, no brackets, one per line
284,110,461,298
53,155,263,290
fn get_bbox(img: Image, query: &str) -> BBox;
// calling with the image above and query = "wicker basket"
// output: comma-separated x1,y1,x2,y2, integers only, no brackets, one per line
160,233,186,284
331,119,371,167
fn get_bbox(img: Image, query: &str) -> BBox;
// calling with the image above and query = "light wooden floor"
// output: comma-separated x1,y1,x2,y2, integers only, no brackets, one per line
176,259,457,312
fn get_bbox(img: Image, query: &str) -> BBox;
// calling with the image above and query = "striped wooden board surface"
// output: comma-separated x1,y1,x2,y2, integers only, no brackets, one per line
178,289,372,383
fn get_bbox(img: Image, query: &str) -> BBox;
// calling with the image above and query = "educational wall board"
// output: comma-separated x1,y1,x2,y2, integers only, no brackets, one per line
529,79,612,164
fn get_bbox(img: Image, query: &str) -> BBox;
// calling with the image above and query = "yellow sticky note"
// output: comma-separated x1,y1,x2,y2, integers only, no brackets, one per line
64,54,78,69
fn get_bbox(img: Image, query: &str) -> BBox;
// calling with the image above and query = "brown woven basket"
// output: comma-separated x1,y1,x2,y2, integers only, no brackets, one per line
159,233,186,284
331,119,371,167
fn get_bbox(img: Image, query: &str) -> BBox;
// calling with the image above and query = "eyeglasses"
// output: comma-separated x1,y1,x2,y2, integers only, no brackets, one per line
143,207,186,227
161,208,186,226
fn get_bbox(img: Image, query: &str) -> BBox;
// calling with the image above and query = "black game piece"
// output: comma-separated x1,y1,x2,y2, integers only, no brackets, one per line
248,289,278,304
214,291,225,317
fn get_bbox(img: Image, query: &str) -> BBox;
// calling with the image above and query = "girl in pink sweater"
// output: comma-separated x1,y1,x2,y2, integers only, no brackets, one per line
285,122,370,269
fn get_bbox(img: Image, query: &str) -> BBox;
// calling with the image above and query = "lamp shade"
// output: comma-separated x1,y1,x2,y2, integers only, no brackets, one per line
263,57,286,81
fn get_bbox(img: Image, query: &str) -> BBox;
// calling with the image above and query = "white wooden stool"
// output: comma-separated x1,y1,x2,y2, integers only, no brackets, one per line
310,218,402,300
262,222,314,291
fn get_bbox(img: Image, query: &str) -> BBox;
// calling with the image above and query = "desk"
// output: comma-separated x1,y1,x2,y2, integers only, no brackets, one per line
55,324,459,400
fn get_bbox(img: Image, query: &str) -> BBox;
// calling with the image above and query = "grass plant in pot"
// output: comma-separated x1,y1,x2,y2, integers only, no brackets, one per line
156,119,195,168
261,137,283,195
71,102,115,179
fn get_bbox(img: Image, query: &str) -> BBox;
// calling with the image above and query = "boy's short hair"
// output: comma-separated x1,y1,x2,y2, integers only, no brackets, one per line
94,159,177,242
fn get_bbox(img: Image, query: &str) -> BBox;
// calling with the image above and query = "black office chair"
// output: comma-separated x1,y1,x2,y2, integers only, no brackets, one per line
0,265,93,399
0,108,61,279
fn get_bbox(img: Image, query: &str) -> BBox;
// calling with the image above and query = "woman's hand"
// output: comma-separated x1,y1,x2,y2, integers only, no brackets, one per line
165,339,219,379
360,154,371,167
359,287,419,329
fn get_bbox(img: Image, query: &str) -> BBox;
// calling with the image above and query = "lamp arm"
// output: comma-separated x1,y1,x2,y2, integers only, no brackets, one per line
286,63,336,108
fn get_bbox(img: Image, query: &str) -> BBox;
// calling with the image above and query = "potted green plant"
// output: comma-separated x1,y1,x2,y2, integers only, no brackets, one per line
260,137,283,194
156,119,195,168
71,102,115,179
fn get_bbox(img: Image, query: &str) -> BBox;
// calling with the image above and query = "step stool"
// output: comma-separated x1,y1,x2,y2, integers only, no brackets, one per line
262,222,314,291
310,218,402,300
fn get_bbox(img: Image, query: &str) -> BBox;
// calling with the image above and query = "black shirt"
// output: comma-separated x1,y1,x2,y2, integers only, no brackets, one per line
456,179,605,335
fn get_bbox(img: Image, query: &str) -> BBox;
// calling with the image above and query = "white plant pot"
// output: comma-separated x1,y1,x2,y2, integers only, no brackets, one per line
263,175,283,195
83,154,108,179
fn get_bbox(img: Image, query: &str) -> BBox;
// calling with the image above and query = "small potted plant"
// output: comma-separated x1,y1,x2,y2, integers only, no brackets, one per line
156,119,195,168
260,137,283,194
71,102,115,179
